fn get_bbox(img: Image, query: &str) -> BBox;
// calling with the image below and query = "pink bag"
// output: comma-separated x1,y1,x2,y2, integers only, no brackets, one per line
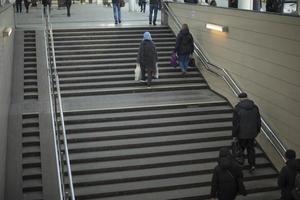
170,52,178,68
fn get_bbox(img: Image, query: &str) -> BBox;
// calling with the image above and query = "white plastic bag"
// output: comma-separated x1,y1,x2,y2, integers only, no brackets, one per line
134,63,142,81
154,63,159,79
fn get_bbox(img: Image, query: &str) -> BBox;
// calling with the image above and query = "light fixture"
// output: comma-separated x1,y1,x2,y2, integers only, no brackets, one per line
206,23,228,32
3,27,13,37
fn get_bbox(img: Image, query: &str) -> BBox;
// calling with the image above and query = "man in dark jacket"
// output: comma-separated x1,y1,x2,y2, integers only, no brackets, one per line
211,148,246,200
137,32,158,88
149,0,161,25
278,149,299,200
232,92,261,173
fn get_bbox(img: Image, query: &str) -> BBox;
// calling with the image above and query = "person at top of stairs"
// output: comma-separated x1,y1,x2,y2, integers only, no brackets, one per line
137,32,158,88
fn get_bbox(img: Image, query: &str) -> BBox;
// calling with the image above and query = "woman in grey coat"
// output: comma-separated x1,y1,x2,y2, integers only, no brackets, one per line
137,32,158,88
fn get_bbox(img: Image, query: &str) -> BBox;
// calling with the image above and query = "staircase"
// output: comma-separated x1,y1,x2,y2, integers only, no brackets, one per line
51,26,280,199
22,113,44,200
24,30,38,100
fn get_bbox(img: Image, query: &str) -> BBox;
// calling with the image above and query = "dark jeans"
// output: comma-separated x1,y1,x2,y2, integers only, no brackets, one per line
238,138,255,167
149,4,158,23
16,2,22,12
140,2,146,12
66,3,71,16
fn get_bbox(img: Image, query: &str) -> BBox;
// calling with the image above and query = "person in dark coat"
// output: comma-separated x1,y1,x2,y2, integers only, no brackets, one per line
137,32,158,88
139,0,146,12
174,24,194,75
16,0,22,13
149,0,161,25
66,0,72,17
232,92,261,173
112,0,121,24
278,149,299,200
24,0,30,13
211,148,246,200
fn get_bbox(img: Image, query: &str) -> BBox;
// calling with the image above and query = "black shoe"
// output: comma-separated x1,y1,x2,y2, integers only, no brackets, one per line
149,21,152,25
249,166,255,173
119,20,121,23
153,21,156,25
115,21,118,24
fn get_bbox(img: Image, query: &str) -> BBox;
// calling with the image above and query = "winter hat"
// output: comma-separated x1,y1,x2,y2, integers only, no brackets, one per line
238,92,248,98
285,149,296,160
143,32,152,41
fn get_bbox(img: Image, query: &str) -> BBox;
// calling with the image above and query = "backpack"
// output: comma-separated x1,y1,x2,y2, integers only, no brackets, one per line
292,172,300,200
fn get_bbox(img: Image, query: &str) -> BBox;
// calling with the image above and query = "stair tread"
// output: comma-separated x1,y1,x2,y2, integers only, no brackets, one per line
64,105,231,121
69,139,233,161
72,164,276,185
65,113,231,131
69,148,264,172
67,130,232,151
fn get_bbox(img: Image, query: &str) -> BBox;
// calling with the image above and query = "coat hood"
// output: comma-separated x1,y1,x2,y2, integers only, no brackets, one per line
239,99,255,110
180,28,189,35
218,157,231,170
143,32,152,41
219,147,231,158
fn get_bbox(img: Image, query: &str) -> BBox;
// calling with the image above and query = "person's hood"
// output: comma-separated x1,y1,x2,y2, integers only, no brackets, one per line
239,99,255,110
180,28,189,35
219,147,231,158
286,159,298,170
218,157,231,170
143,32,152,41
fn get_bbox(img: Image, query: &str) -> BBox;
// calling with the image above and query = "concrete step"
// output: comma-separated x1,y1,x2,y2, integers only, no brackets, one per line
23,191,43,200
55,51,172,61
66,122,232,144
69,149,265,175
54,46,174,55
59,78,205,91
67,131,232,153
66,112,231,134
59,83,208,97
53,37,175,46
53,41,175,49
69,139,232,163
53,32,175,41
57,70,199,84
64,103,230,123
53,26,170,34
23,179,42,192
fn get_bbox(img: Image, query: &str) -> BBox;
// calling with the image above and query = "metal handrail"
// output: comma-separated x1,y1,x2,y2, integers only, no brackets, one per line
164,2,287,161
43,7,76,200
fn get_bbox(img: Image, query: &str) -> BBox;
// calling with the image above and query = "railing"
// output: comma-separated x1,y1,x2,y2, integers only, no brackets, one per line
43,7,76,200
163,2,287,161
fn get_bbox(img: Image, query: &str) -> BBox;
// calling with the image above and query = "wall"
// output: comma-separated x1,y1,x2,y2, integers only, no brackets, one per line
167,3,300,169
0,4,15,199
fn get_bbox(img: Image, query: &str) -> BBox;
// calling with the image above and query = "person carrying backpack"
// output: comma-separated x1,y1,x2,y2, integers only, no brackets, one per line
211,148,246,200
174,24,194,76
278,149,300,200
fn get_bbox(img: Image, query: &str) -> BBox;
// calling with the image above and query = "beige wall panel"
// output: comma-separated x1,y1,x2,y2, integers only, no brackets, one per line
205,51,300,111
168,2,300,161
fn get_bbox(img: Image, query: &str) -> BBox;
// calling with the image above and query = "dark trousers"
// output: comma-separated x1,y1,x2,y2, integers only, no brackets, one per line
141,67,155,86
16,2,22,12
140,2,145,12
238,138,255,167
66,3,71,16
149,4,158,23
